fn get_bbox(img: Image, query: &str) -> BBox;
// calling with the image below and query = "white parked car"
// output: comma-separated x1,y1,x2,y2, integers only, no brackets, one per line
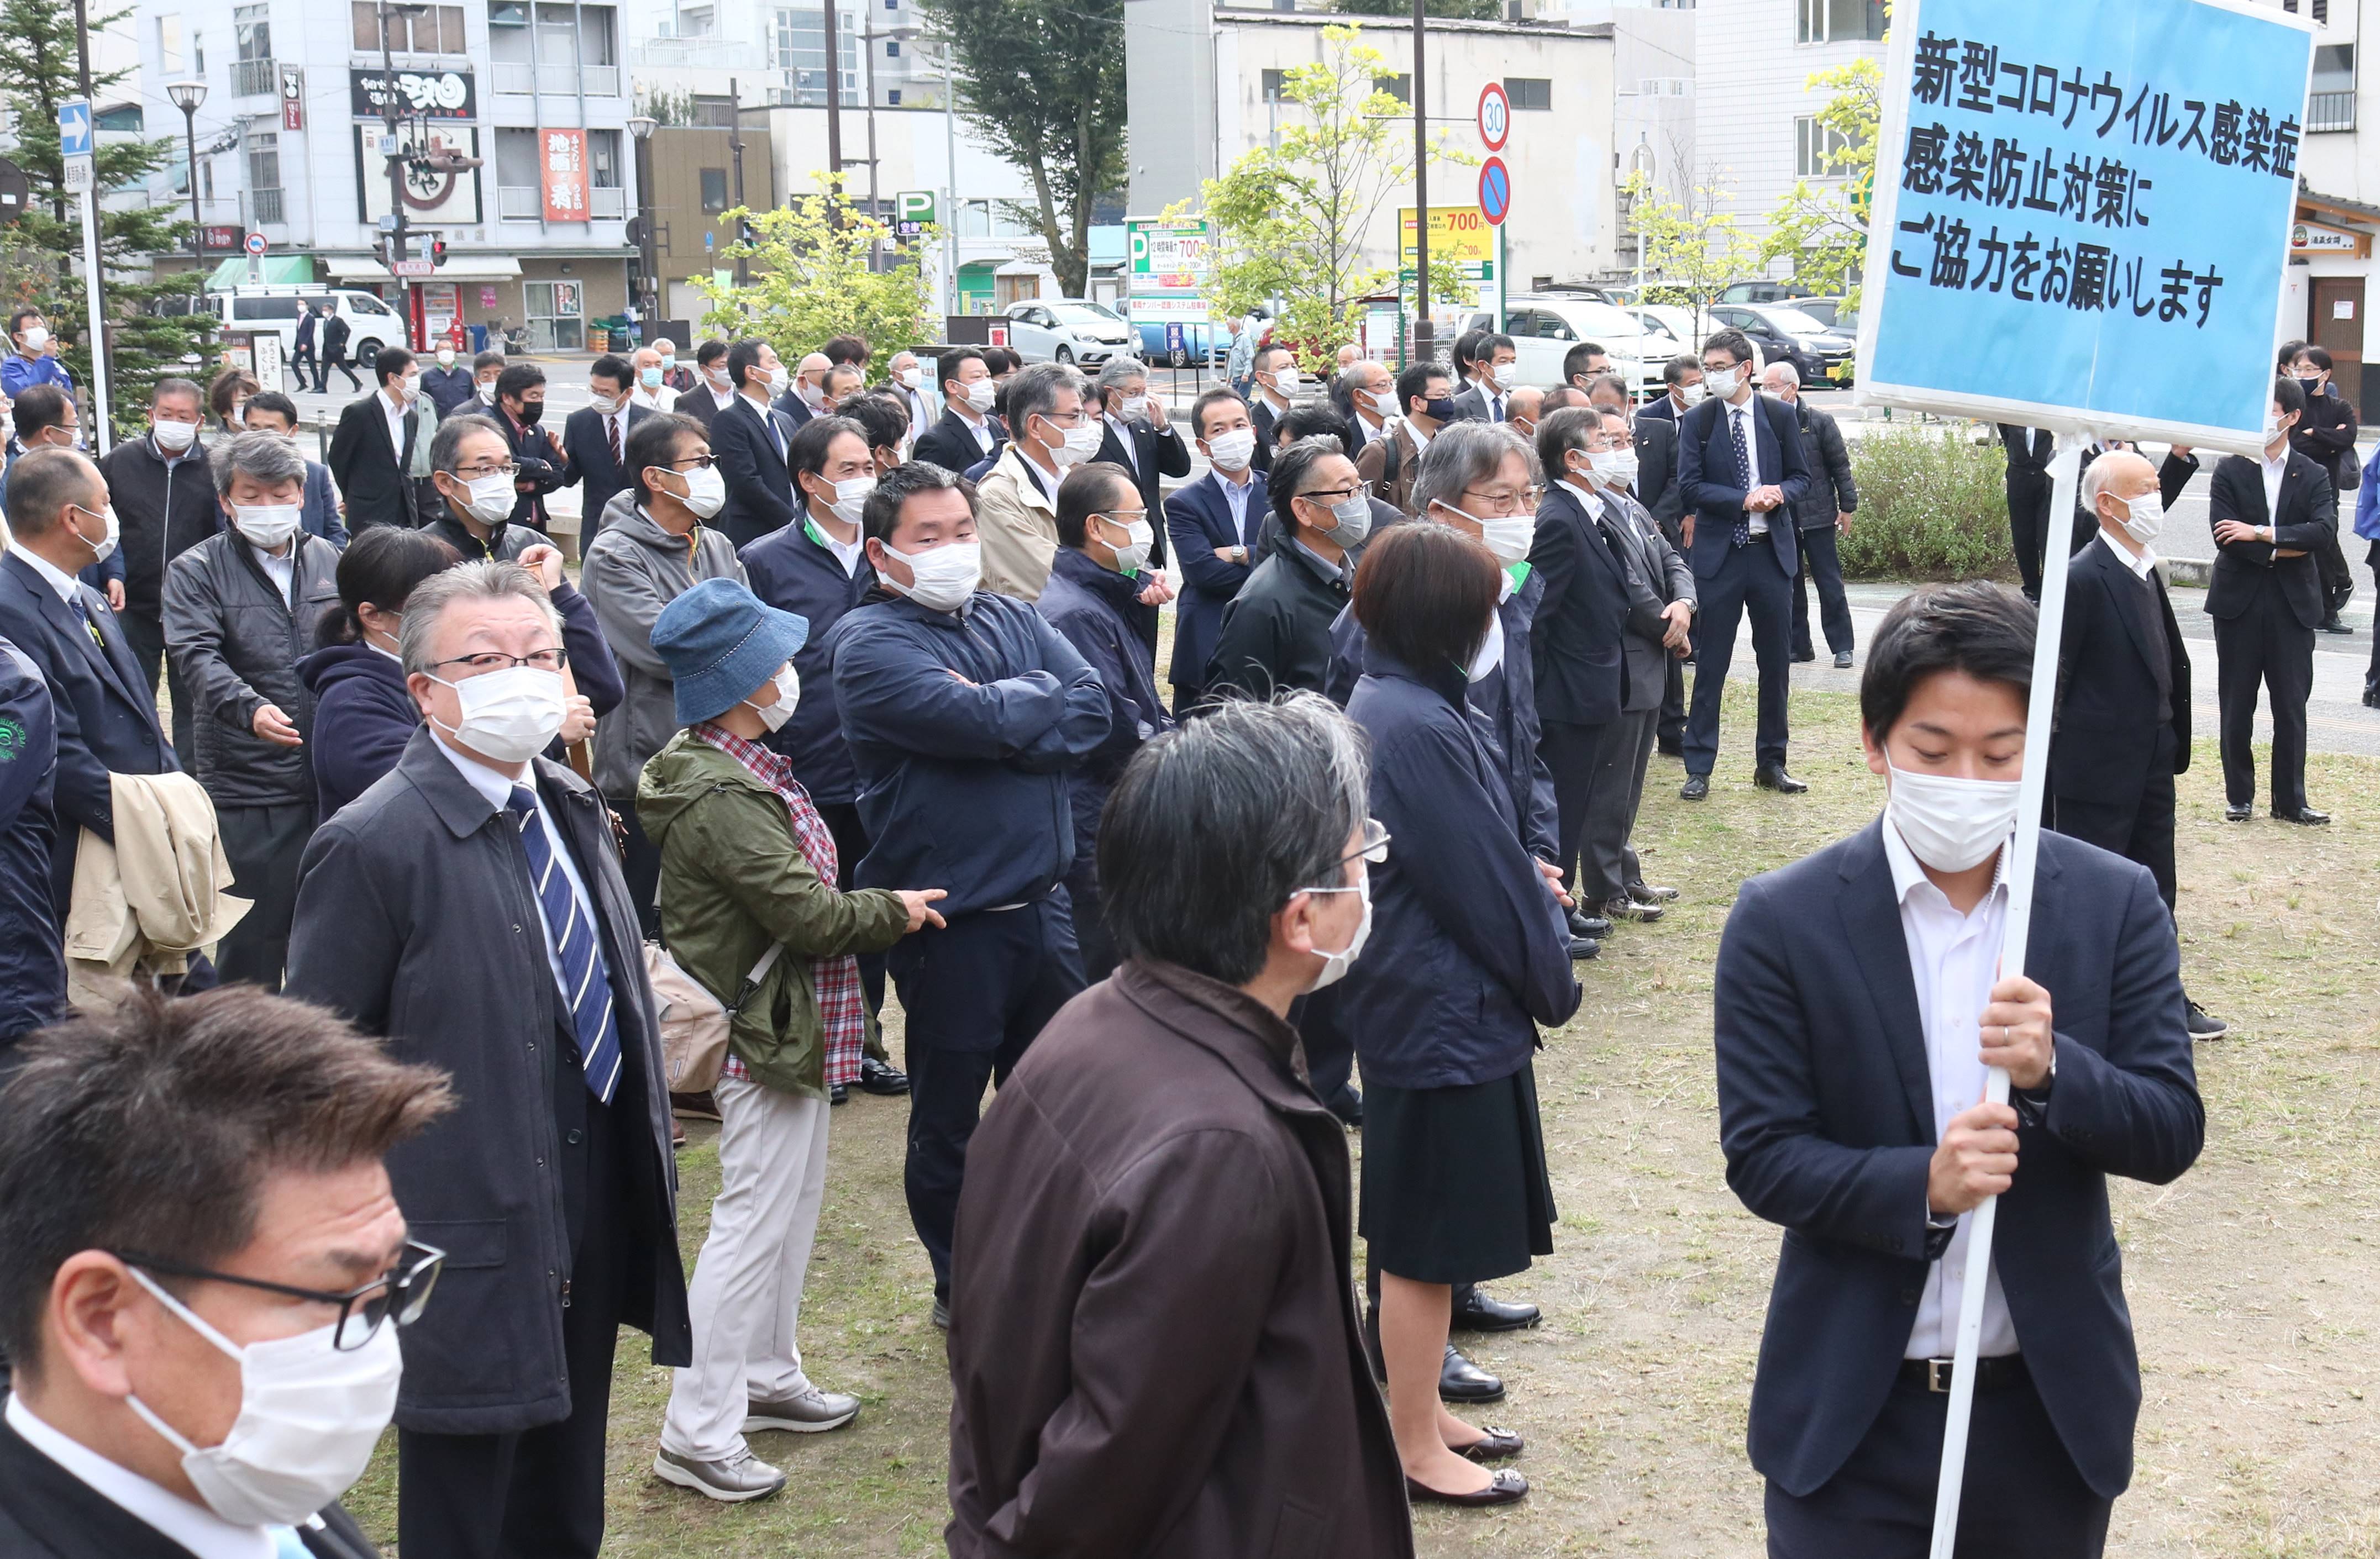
1460,296,1669,398
1002,298,1139,367
168,287,410,370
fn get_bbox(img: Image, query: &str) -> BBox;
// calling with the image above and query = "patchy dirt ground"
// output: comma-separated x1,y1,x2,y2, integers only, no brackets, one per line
347,682,2380,1556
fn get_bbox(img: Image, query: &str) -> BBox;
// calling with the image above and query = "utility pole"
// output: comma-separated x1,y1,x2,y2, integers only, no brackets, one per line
377,0,417,346
728,77,749,286
823,1,844,189
1410,0,1431,364
70,0,111,450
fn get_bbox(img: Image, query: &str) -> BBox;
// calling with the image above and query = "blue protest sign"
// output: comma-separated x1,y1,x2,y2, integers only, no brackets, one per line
1855,0,2315,453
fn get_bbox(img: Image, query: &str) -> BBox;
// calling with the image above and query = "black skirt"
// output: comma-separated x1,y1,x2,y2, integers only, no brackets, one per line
1358,1060,1554,1286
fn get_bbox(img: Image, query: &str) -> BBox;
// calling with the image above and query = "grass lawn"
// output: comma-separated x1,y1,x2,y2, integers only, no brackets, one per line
343,681,2380,1557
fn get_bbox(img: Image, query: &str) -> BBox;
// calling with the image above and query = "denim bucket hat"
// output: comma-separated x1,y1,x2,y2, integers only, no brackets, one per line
651,576,811,726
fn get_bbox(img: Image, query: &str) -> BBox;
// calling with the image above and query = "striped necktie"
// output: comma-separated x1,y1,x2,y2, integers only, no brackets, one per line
1730,407,1754,548
506,786,622,1104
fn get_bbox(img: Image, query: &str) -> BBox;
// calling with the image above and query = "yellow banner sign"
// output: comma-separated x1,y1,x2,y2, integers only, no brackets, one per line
1398,205,1495,267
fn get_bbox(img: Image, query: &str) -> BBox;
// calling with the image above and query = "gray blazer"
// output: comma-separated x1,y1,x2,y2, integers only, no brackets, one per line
1594,486,1696,713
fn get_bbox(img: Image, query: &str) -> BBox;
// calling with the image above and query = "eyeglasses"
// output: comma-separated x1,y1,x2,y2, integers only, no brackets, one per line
666,455,719,471
1096,508,1149,526
431,647,568,676
454,461,521,480
1462,486,1541,514
1295,819,1390,903
1300,481,1374,505
113,1240,446,1351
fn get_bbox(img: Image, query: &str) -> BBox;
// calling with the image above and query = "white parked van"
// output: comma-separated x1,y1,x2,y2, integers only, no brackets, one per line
165,287,408,370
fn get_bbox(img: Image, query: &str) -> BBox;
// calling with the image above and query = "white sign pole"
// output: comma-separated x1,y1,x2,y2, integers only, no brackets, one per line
77,186,112,457
1927,429,2084,1555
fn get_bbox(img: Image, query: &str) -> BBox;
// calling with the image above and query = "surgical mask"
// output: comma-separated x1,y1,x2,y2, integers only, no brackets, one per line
1269,365,1301,395
1422,396,1458,423
898,366,923,390
477,382,498,404
430,665,569,762
1099,514,1154,575
436,348,455,366
814,473,876,525
122,1267,403,1529
706,366,733,391
1302,871,1373,992
1205,428,1257,471
792,373,819,407
1591,449,1640,488
1885,761,2021,874
1466,610,1505,682
674,464,727,519
1116,395,1148,422
1046,419,1103,467
962,378,997,414
1679,383,1709,407
2297,375,2323,391
589,392,622,415
2118,490,2165,546
1489,362,1516,392
153,418,199,451
884,539,982,613
1704,367,1741,401
231,503,302,550
21,325,49,351
400,375,422,404
1360,387,1397,418
1312,491,1371,546
744,665,801,732
639,366,664,388
2263,415,2284,443
451,471,516,525
71,502,118,565
660,355,677,372
1478,511,1536,567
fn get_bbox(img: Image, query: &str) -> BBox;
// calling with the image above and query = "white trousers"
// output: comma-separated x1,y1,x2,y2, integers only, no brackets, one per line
659,1073,832,1461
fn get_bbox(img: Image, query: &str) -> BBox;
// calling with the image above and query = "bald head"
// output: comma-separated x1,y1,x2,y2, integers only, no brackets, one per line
1506,385,1545,435
2084,449,2158,544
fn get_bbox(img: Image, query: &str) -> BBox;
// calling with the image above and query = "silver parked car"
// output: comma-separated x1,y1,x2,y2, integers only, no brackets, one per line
1002,298,1140,367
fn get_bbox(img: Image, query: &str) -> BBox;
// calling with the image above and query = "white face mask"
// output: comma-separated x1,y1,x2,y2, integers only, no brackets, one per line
962,378,997,414
72,502,119,566
1479,512,1535,567
122,1268,403,1528
1466,610,1505,682
744,664,801,732
1360,387,1396,418
1704,366,1741,401
232,503,302,550
705,366,732,391
153,418,199,451
884,539,982,613
2117,490,2164,547
1269,365,1301,396
1679,382,1709,407
1302,871,1373,992
451,471,516,526
1592,449,1640,488
814,473,876,525
668,464,726,519
1098,513,1155,575
1489,362,1516,392
2263,414,2286,445
22,325,49,351
430,665,569,763
436,348,455,366
1885,760,2021,874
1205,428,1258,472
791,373,819,407
898,366,922,390
398,375,421,404
1116,395,1148,423
589,392,621,415
1045,418,1103,467
476,382,498,404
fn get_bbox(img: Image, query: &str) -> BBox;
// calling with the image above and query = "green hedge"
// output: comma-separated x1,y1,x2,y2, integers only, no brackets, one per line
1837,425,2017,582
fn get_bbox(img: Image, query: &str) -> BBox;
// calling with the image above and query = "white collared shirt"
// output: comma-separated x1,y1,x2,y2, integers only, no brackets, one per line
250,543,295,604
807,511,865,576
1405,419,1434,453
2097,528,2157,580
1881,818,2019,1361
2260,444,2288,528
963,407,996,455
5,1395,281,1559
1728,397,1771,536
629,384,679,414
379,389,410,457
17,543,83,606
430,730,598,1007
1104,414,1139,477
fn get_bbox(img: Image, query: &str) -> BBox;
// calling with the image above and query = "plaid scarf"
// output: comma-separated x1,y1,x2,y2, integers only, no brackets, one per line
692,723,865,1089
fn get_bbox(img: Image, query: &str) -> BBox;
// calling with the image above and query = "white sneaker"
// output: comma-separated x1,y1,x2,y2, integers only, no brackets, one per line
653,1445,786,1502
744,1383,860,1434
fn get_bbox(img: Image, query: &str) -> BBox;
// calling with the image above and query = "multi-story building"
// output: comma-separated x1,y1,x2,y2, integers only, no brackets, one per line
134,0,637,350
2279,0,2372,417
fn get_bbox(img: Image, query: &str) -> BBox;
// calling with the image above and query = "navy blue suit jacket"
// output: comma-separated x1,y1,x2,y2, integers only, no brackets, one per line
560,402,655,546
1526,484,1633,728
710,393,800,550
1677,392,1810,580
0,550,177,910
1162,469,1268,692
1714,821,2202,1502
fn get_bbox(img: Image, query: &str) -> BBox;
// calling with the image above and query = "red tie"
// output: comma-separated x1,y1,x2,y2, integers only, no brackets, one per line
607,413,621,468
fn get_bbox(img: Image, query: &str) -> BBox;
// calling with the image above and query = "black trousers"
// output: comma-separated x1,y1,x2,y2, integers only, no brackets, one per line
2315,523,2353,618
1658,656,1686,749
889,898,1084,1299
1791,523,1856,659
397,1064,629,1559
2050,728,2178,914
289,343,318,386
816,800,889,1054
1538,717,1607,898
2213,592,2315,813
2007,476,2052,600
1685,544,1794,776
213,800,315,991
117,609,195,770
1766,1370,2111,1558
2366,549,2380,694
318,348,362,394
609,795,663,941
1293,985,1358,1118
1062,855,1116,984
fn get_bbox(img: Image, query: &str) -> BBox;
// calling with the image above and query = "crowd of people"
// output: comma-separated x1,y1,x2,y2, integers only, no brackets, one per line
0,304,2302,1558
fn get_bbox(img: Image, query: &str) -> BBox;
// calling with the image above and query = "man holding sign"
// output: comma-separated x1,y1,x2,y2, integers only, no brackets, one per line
1714,584,2203,1557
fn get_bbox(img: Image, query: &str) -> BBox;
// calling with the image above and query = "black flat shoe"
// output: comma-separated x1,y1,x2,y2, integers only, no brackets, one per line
1566,912,1612,939
2320,615,2354,634
1439,1345,1505,1404
1453,1426,1526,1462
1833,651,1854,669
2365,688,2380,708
1790,650,1816,663
1680,774,1711,801
1753,765,1808,794
829,1083,849,1105
1657,739,1685,757
1406,1469,1528,1507
2185,1001,2229,1040
1602,894,1664,924
1452,1285,1541,1333
2224,802,2252,822
2273,805,2330,825
1568,936,1601,960
858,1056,910,1095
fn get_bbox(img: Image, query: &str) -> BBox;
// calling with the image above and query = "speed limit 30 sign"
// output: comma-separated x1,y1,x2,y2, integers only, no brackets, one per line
1477,82,1510,152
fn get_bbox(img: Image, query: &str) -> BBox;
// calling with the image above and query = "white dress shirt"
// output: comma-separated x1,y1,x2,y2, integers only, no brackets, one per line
806,512,865,576
430,730,598,1007
1104,414,1140,477
630,384,679,414
6,1394,282,1559
379,389,411,459
1883,819,2020,1361
1728,397,1771,536
2260,444,2288,529
2097,528,2156,579
17,543,84,606
250,543,295,604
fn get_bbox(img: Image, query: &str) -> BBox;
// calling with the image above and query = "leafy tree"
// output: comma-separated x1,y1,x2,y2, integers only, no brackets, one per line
1760,55,1882,324
0,0,212,436
1334,0,1501,17
913,0,1124,297
1198,23,1470,371
1622,165,1761,344
692,175,936,361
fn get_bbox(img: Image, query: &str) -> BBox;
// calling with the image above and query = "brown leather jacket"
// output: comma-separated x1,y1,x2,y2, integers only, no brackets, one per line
945,958,1413,1558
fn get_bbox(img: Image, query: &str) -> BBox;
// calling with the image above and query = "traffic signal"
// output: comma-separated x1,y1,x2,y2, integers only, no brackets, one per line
429,235,448,268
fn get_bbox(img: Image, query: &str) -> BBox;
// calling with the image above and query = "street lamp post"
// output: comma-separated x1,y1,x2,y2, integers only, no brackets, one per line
376,0,431,345
627,113,659,324
861,20,921,270
167,80,208,285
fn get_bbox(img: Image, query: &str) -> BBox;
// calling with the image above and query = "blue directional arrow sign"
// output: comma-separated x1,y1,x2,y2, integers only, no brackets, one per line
58,99,94,158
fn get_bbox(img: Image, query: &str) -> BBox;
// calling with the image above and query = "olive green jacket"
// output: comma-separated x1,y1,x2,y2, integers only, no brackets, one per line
637,730,911,1099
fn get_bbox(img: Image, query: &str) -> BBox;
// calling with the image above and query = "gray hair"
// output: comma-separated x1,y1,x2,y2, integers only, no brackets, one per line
429,413,509,476
2081,447,2151,514
1008,360,1086,434
1537,405,1602,477
1762,360,1801,389
398,560,562,676
1097,691,1371,985
1095,356,1148,395
150,377,203,413
208,429,307,497
1410,419,1539,516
